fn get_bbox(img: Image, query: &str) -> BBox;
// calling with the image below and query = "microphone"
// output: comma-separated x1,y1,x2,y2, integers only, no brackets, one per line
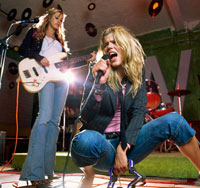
14,18,39,24
95,54,111,84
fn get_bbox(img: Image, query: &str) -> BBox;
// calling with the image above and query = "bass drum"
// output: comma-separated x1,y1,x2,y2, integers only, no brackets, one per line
150,102,175,119
146,79,161,110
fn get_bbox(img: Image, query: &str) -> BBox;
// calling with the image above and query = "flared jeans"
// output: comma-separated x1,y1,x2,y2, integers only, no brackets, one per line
20,81,69,181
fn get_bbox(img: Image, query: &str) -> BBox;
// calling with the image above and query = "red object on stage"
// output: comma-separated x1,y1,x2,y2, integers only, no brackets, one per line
167,89,191,96
167,84,191,115
150,102,175,119
146,79,161,110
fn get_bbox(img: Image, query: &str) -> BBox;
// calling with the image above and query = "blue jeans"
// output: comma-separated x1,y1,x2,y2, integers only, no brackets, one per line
71,112,195,172
20,81,69,181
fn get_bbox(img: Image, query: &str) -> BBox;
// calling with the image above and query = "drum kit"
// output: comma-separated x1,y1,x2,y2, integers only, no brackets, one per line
145,79,191,120
145,79,191,152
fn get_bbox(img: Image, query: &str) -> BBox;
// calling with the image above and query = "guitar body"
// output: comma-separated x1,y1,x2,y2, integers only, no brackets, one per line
18,52,68,93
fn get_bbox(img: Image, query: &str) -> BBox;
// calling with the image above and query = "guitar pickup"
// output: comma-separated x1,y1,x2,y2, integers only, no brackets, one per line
32,67,39,76
23,70,31,78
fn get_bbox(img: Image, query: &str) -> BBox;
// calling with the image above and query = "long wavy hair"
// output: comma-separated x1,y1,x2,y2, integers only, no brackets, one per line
98,25,145,97
33,8,69,53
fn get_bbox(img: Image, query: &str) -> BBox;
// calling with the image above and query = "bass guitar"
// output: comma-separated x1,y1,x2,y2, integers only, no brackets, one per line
18,52,90,93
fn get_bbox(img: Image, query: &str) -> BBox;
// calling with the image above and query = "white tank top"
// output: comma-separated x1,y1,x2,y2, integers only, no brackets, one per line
39,35,63,57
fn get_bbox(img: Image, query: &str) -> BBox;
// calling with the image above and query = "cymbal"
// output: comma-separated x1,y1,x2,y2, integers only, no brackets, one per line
167,89,191,96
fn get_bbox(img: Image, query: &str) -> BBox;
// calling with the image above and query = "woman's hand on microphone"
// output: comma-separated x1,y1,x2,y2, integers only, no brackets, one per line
92,58,110,84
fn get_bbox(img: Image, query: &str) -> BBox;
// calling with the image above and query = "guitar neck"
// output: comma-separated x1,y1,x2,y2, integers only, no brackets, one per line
55,54,92,69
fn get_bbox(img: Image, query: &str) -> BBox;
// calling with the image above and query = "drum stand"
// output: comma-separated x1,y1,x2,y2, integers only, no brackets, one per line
162,85,191,152
159,93,182,152
159,139,175,153
168,84,191,116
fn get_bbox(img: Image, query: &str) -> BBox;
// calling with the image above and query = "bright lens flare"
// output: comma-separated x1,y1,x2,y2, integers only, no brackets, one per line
96,51,103,62
64,70,75,83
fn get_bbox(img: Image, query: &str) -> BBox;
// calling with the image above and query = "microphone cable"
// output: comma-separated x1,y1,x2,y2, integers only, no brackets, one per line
62,54,110,187
62,68,100,187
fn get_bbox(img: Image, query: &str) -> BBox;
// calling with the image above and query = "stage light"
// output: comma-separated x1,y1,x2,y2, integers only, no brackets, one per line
42,0,54,8
7,9,17,21
21,8,32,20
8,62,18,75
9,82,15,89
88,3,96,11
149,0,163,18
85,23,97,37
64,70,75,84
13,46,19,52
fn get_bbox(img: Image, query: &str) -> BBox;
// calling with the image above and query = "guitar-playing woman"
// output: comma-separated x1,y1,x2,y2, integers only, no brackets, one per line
18,7,70,186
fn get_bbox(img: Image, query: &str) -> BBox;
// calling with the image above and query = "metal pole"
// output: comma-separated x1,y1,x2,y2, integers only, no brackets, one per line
0,22,27,90
62,108,66,151
0,23,16,89
0,48,8,89
178,96,182,115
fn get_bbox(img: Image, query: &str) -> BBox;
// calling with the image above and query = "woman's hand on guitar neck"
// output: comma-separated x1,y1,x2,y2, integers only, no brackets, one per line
86,51,96,63
40,57,50,67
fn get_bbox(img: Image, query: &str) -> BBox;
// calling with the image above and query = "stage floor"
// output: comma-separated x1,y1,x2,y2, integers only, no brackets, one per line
0,166,200,188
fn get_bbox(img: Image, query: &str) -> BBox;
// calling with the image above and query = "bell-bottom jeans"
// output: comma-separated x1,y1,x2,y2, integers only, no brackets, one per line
20,81,69,181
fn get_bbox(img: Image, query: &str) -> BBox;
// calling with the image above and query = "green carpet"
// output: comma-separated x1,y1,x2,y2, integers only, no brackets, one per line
134,152,198,179
12,152,199,179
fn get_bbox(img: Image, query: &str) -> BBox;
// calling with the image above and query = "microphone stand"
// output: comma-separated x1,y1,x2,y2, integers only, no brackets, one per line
0,22,27,90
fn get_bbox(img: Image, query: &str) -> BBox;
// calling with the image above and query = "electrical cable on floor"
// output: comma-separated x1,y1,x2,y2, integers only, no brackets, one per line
0,81,20,172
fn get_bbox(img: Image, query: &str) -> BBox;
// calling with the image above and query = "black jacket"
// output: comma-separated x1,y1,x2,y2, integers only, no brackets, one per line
18,27,64,61
80,68,147,146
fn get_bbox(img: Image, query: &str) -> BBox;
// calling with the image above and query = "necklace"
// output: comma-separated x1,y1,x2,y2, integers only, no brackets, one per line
45,36,54,47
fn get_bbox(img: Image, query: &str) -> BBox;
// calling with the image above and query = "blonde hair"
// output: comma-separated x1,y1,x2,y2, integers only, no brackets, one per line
98,25,145,97
34,8,69,53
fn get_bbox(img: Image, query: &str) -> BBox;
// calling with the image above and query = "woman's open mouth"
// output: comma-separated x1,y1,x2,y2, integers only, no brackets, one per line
110,53,117,61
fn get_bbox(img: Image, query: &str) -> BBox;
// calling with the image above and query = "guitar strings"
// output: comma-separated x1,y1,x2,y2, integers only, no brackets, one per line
22,60,88,74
